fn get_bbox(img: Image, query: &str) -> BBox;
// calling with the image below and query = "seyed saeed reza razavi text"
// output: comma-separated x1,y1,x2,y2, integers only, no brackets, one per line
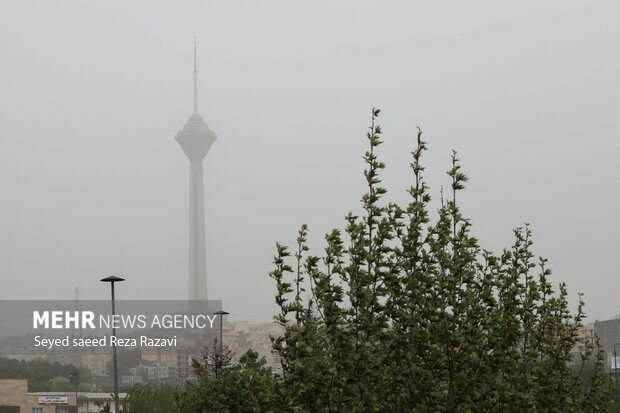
34,334,179,349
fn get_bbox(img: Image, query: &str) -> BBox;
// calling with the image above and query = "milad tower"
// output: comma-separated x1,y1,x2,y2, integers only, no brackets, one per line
175,41,217,301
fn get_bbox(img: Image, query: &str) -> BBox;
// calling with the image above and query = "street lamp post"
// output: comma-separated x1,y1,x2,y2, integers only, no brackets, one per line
101,276,124,413
213,310,229,376
70,372,78,412
614,343,620,401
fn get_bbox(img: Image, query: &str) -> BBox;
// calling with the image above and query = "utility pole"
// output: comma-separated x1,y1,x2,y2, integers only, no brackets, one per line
101,276,125,413
213,310,229,377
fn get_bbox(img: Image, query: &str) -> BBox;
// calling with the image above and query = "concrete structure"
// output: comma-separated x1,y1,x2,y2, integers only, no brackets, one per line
572,321,597,355
594,317,620,370
120,375,143,385
0,379,77,413
175,40,217,302
32,392,127,413
146,365,178,381
80,354,111,378
221,321,284,372
141,347,178,365
138,348,194,382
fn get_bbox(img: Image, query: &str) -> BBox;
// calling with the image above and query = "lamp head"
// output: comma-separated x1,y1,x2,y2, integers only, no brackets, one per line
100,276,125,283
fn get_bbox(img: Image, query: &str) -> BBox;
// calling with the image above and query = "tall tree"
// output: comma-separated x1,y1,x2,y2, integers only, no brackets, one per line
269,108,613,412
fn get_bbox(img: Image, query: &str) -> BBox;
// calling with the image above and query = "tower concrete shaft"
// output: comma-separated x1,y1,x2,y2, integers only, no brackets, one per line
188,159,207,300
175,41,216,301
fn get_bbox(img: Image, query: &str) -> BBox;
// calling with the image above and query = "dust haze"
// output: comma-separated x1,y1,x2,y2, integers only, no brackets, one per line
0,1,619,323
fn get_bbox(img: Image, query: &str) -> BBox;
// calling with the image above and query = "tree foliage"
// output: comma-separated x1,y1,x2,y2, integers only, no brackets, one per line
268,108,613,412
0,357,91,392
121,383,178,413
177,350,278,412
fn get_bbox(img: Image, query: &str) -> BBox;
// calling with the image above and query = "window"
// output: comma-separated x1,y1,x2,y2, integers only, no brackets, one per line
56,408,69,413
32,409,43,413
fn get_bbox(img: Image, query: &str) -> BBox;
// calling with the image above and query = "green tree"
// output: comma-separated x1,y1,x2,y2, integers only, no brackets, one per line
269,108,613,412
176,350,278,413
122,383,178,413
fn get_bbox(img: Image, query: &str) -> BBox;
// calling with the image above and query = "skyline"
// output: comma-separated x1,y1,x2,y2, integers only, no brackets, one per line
0,1,619,323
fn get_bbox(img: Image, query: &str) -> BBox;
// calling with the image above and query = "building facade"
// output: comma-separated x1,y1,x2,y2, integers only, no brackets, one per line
0,380,77,413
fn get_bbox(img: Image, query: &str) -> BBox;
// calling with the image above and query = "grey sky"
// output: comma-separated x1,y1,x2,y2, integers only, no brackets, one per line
0,1,618,323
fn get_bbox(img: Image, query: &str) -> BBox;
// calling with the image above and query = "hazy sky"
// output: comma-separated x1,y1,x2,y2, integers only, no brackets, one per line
1,1,618,323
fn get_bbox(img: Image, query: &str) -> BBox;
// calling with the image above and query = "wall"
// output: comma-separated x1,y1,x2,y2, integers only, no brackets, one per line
0,380,77,413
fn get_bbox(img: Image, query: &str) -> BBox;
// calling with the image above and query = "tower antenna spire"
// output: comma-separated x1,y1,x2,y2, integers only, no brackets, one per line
193,36,198,114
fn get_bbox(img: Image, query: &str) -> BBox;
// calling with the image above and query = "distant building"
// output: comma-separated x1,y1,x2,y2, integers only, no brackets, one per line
176,349,193,380
33,391,127,413
220,321,284,372
81,354,111,377
0,379,77,413
146,365,179,382
573,322,597,354
121,375,143,385
594,317,620,370
141,348,178,365
139,348,194,382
